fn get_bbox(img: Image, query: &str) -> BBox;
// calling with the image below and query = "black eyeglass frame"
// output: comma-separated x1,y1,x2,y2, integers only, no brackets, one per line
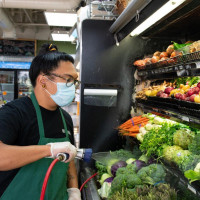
44,73,81,87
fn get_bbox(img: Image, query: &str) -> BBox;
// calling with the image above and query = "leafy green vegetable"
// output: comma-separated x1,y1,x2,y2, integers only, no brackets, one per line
110,163,141,195
137,164,166,185
140,123,182,157
180,154,200,172
173,129,195,149
175,77,200,88
172,41,192,50
99,173,112,185
184,170,200,183
189,130,200,155
163,145,182,162
95,161,107,178
172,150,191,166
109,184,177,200
98,182,112,199
110,149,134,161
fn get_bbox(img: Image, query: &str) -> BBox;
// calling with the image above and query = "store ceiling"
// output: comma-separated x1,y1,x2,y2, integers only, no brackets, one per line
0,0,90,40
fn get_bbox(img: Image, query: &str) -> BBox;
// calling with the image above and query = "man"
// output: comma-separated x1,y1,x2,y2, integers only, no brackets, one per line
0,44,81,200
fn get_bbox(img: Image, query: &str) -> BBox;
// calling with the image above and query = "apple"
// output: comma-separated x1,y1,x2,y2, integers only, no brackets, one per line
180,94,187,101
197,82,200,88
164,87,174,94
175,93,182,99
193,87,200,94
157,90,164,97
190,94,197,102
162,93,169,98
187,88,195,96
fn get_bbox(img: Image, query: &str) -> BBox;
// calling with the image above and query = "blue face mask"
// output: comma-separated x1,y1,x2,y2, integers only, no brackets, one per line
45,79,75,107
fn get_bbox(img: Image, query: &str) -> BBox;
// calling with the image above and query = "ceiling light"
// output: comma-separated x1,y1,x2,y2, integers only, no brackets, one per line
130,0,186,36
51,31,75,41
44,12,77,27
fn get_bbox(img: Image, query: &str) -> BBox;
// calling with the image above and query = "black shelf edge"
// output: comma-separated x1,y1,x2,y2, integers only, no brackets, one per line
137,61,200,80
136,102,200,125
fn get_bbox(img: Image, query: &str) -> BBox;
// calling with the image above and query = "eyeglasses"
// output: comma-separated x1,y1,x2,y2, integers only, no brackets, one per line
46,73,81,88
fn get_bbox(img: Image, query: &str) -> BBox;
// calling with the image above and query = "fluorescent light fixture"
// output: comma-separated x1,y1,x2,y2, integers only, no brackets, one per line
44,12,77,27
51,31,75,41
130,0,186,36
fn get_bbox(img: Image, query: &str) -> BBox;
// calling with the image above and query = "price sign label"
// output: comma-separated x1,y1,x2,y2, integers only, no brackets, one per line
182,116,189,122
188,184,196,194
196,62,200,69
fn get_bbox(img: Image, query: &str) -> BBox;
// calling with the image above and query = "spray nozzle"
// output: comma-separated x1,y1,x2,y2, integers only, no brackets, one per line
56,148,93,162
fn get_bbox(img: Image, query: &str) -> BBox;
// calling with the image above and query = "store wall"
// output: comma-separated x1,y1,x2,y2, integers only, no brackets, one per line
36,40,76,55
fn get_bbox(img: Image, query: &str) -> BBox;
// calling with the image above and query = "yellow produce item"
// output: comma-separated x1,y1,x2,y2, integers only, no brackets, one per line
151,89,158,96
183,85,190,91
180,84,184,88
170,89,178,96
145,90,152,96
194,95,200,103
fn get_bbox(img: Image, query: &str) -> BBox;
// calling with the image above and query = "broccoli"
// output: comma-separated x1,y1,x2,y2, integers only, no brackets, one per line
116,167,127,176
110,173,142,194
137,164,166,185
126,175,142,189
110,174,127,195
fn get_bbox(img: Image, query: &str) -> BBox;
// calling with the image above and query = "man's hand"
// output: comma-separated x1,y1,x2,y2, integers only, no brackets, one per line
47,142,77,163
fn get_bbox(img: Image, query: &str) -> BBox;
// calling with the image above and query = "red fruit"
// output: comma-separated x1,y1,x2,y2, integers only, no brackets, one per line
190,94,197,102
185,92,189,97
157,90,164,97
175,93,182,99
193,87,200,94
164,87,174,94
162,93,169,98
180,94,187,101
187,88,195,96
197,82,200,88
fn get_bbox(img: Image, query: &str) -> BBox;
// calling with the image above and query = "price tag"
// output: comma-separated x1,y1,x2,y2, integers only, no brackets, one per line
182,116,189,122
185,64,191,69
196,62,200,69
188,184,196,194
179,65,184,70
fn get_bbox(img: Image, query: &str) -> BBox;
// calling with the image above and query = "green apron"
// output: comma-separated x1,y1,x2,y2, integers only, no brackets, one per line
1,92,69,200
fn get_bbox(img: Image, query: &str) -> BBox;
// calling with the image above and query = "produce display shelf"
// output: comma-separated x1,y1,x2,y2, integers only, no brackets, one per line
137,61,200,80
136,102,200,125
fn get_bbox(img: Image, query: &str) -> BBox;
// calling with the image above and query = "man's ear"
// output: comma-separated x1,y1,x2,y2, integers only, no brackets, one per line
37,74,46,88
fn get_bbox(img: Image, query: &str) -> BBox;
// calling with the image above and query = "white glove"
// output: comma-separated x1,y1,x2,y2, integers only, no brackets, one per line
67,188,81,200
47,142,77,163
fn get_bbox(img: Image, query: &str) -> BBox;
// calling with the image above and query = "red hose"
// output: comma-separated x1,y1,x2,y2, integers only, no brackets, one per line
40,158,59,200
40,159,98,199
80,172,98,191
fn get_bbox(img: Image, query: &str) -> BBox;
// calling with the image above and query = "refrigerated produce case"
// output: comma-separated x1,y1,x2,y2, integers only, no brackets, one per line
79,0,200,199
0,62,32,106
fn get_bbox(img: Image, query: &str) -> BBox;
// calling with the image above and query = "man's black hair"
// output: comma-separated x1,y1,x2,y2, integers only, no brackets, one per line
29,43,74,87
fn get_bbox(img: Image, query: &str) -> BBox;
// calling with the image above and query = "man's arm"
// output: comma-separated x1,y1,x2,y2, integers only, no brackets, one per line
67,160,79,188
0,141,51,171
